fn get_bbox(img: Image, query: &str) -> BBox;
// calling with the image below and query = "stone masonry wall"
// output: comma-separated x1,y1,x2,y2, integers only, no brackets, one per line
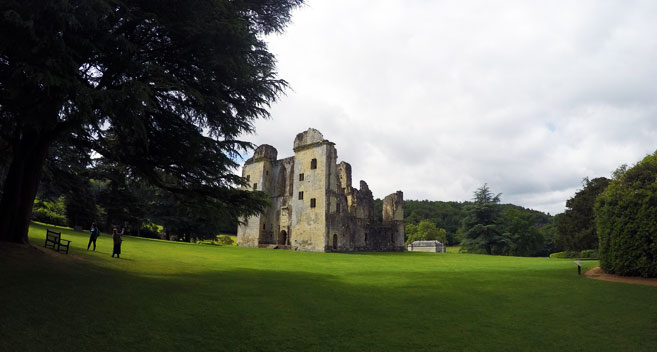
237,128,404,252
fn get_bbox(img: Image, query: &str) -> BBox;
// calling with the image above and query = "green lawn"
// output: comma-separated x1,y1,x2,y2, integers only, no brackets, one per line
1,223,656,351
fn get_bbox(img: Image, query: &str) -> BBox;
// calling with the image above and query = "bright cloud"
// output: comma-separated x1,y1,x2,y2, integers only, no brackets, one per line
241,0,657,214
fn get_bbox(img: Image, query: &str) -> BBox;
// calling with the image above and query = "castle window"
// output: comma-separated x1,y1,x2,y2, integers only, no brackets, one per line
246,175,250,181
336,202,340,213
266,170,269,176
310,198,316,208
263,223,266,230
253,183,257,190
298,191,304,200
310,158,317,169
299,173,304,181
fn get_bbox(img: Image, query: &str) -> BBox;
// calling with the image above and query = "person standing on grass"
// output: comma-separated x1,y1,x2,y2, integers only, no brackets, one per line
87,222,100,251
111,227,124,258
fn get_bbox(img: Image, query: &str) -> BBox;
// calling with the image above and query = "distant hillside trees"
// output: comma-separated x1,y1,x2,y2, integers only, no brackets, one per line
556,177,610,252
382,186,556,257
405,220,447,245
397,200,466,245
595,152,657,277
499,206,547,257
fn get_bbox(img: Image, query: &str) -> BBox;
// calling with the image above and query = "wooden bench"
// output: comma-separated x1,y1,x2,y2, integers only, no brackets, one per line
44,229,71,254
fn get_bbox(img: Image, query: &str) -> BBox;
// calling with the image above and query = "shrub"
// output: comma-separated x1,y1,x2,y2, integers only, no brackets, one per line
32,197,67,227
579,249,598,259
139,222,161,239
549,250,597,259
217,235,234,246
549,251,579,258
595,152,657,277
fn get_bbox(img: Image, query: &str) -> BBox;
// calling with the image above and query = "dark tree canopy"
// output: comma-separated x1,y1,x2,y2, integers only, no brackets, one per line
595,152,657,277
556,177,610,252
461,184,505,255
0,0,302,243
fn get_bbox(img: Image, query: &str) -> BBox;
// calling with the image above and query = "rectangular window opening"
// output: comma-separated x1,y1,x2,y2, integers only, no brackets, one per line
310,198,316,208
299,173,304,181
298,191,304,200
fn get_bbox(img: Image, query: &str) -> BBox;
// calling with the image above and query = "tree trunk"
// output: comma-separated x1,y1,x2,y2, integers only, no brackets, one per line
0,128,51,244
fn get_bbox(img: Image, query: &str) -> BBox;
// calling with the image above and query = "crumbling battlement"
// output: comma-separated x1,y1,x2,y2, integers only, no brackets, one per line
237,128,404,252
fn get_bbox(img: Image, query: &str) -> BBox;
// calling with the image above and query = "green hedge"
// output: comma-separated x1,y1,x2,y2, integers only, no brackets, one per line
549,249,598,259
595,152,657,277
549,251,578,258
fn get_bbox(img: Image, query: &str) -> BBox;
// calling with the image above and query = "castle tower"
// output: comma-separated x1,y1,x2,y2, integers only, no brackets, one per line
236,128,404,252
236,145,277,247
289,128,337,252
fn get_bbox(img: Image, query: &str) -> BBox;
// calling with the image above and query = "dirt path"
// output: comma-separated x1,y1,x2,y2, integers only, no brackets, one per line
584,267,657,287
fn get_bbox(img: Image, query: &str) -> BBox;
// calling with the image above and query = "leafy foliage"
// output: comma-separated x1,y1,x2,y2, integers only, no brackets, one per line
548,251,580,259
548,250,597,259
556,177,610,251
217,235,235,246
393,200,466,244
498,206,545,257
391,192,555,256
461,184,506,254
405,220,447,245
0,0,303,243
32,196,67,226
595,152,657,277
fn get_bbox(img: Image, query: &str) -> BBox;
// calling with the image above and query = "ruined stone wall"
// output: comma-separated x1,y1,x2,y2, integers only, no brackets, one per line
383,191,405,248
236,145,278,247
383,191,404,222
337,162,352,190
236,158,265,247
237,128,404,252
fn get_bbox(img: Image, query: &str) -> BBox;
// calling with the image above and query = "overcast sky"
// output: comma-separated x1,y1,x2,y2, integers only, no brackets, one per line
240,0,657,215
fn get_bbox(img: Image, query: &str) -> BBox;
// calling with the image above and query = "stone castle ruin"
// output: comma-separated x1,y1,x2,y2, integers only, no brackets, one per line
237,128,404,252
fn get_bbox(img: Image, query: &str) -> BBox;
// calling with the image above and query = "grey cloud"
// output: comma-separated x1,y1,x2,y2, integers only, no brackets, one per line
241,0,657,215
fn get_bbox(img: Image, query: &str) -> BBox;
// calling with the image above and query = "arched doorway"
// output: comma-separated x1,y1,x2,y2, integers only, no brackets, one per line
278,230,288,245
332,234,338,250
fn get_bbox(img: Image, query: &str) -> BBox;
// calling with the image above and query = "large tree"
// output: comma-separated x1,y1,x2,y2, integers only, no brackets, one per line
595,153,657,277
0,0,301,243
461,184,505,255
556,177,610,251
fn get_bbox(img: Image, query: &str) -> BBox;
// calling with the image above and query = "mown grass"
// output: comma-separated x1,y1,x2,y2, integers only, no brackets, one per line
1,223,656,351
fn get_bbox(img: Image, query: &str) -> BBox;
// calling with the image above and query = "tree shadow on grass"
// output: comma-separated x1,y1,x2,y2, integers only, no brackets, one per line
2,243,657,352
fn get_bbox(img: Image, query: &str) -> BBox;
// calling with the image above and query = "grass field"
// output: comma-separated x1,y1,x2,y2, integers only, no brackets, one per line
1,223,656,351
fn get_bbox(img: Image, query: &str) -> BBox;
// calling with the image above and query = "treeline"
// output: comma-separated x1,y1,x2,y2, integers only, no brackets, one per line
386,149,657,277
30,151,241,241
552,151,657,277
376,193,557,257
